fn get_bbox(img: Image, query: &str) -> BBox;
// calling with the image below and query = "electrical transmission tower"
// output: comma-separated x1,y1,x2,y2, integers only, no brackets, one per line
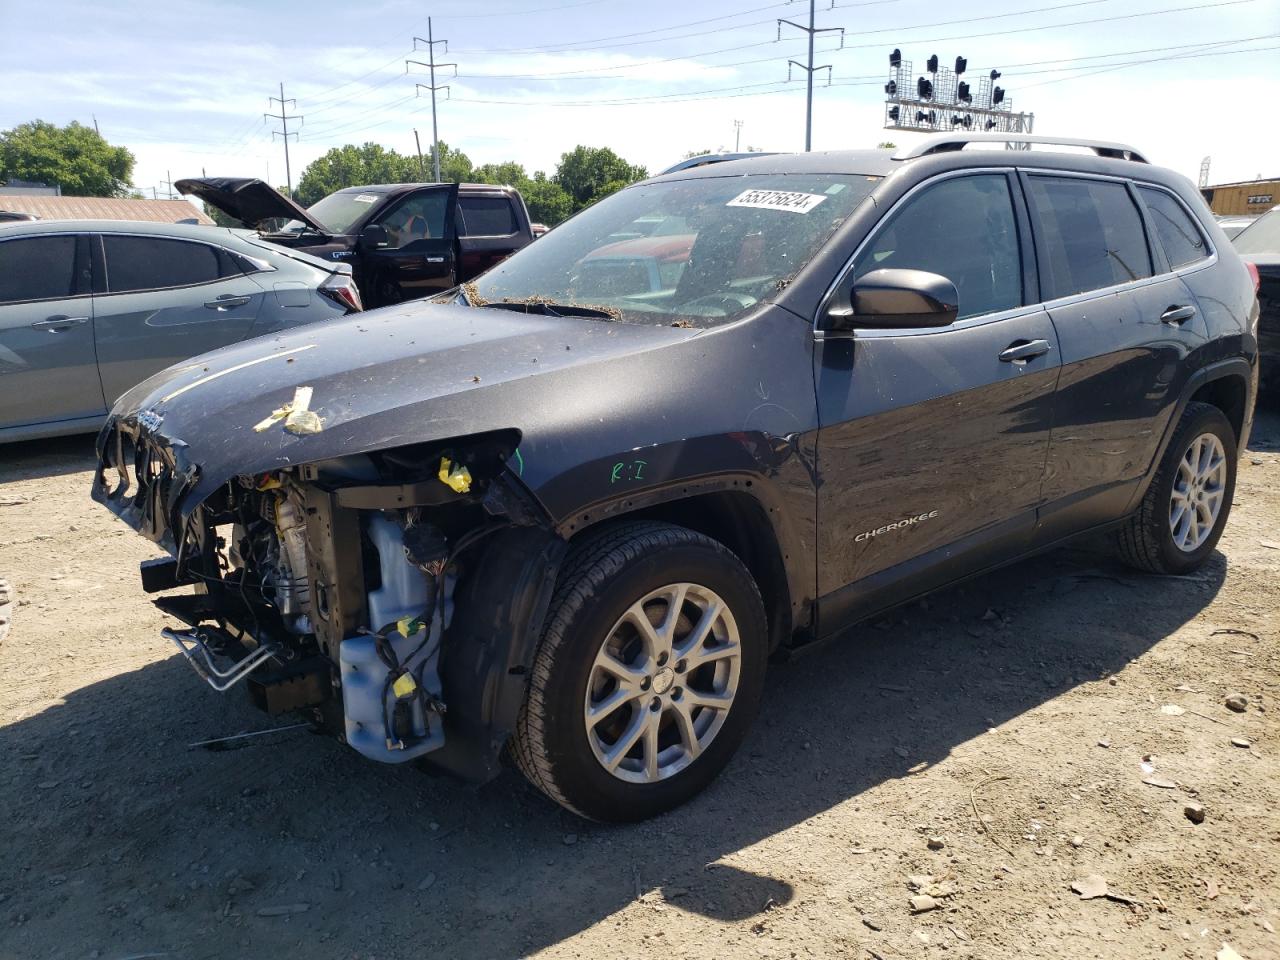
1199,156,1212,189
265,83,302,198
733,119,744,152
407,18,456,182
778,0,844,152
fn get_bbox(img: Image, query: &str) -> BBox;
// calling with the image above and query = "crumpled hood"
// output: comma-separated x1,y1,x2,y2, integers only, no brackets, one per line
106,301,698,509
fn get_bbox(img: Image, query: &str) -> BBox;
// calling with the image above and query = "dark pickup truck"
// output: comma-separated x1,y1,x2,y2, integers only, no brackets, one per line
177,178,534,308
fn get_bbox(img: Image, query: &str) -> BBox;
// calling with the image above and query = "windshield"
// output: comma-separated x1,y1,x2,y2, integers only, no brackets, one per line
283,190,384,235
1232,207,1280,255
470,173,879,325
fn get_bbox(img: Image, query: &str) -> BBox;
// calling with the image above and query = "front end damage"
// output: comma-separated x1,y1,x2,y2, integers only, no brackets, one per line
93,419,565,781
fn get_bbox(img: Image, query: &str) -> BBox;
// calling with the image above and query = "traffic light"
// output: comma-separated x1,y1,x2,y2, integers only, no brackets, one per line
884,80,897,96
890,48,901,68
888,105,900,122
954,56,967,75
992,86,1005,105
915,110,936,125
957,81,971,103
990,69,1001,81
985,119,998,130
926,54,939,73
917,77,933,99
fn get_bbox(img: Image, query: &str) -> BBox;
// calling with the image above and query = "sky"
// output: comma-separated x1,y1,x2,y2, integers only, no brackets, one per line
2,0,1277,214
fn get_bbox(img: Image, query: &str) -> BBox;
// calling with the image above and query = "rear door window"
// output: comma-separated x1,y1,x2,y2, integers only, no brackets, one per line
1025,177,1152,299
103,236,226,293
1137,186,1209,269
853,174,1023,321
0,236,79,304
458,196,517,237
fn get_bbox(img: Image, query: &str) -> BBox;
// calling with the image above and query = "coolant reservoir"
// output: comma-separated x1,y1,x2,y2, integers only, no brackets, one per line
340,513,446,763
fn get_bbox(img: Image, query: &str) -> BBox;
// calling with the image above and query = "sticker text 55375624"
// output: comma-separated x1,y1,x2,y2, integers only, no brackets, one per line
726,189,827,214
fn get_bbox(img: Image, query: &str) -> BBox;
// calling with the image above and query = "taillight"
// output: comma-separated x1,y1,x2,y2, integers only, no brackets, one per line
319,273,363,313
1245,260,1260,294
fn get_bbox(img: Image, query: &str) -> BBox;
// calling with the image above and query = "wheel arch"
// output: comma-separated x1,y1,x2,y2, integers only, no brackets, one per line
561,478,808,654
1127,356,1255,512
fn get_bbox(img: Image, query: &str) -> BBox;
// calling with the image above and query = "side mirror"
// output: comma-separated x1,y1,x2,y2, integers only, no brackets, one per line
359,224,391,249
824,268,959,331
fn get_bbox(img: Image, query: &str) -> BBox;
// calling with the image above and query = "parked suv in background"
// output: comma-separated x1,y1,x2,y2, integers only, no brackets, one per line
0,220,360,443
1230,205,1279,394
96,134,1258,823
177,178,535,308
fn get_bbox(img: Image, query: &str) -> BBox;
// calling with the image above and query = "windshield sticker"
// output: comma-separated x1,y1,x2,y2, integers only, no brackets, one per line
352,194,378,203
727,189,827,214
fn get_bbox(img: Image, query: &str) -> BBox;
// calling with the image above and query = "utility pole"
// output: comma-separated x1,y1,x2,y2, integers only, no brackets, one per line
778,1,844,151
413,129,426,177
733,119,744,152
160,170,175,199
265,83,302,198
407,19,455,182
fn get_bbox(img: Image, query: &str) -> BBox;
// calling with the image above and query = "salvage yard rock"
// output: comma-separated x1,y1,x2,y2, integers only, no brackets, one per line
1225,693,1249,713
909,895,940,913
1184,802,1207,824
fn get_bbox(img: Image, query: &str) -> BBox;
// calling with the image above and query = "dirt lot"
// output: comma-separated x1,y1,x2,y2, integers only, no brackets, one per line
1,412,1277,960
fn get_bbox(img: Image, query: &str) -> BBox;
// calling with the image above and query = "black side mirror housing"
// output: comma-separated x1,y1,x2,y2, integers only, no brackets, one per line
824,268,959,331
359,224,391,249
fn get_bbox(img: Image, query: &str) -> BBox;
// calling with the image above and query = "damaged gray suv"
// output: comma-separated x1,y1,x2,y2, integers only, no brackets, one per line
95,134,1260,822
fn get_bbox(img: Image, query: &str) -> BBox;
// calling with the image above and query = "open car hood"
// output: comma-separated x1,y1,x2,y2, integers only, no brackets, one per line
175,177,328,232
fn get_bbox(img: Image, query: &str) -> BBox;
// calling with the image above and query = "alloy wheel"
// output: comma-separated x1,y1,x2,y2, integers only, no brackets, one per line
583,582,742,784
1169,432,1227,553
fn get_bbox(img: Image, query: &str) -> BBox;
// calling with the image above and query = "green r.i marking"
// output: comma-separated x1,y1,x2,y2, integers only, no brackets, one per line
513,448,525,476
633,459,647,480
610,462,624,483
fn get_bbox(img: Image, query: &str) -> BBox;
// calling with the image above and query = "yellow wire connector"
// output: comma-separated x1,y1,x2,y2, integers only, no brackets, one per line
392,673,418,699
437,456,472,494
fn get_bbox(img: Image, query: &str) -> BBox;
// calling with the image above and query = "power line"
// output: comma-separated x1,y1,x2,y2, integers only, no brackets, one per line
779,1,845,151
265,83,302,197
438,37,1276,109
408,19,454,181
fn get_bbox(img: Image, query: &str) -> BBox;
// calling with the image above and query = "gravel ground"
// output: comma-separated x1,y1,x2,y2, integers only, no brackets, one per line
0,410,1277,960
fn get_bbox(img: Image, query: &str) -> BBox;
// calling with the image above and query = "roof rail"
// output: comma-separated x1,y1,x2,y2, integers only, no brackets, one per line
893,133,1149,164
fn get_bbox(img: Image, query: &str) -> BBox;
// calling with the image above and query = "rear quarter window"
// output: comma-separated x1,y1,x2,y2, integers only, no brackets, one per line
1025,176,1153,299
458,196,517,237
1138,186,1209,270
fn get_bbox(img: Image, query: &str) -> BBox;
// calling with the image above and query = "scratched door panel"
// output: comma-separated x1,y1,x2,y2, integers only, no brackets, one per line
814,308,1059,601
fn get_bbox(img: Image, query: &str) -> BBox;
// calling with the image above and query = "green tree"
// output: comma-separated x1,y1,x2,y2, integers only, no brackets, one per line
0,120,135,197
553,145,647,211
472,160,527,186
431,140,474,183
876,141,897,150
295,142,417,207
519,176,573,226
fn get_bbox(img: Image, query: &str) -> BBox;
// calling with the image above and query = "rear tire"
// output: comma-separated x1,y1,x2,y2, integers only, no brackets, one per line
511,521,767,822
1115,401,1237,574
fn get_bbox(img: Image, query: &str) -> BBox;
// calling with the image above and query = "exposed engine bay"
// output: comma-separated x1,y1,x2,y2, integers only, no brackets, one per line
99,425,564,780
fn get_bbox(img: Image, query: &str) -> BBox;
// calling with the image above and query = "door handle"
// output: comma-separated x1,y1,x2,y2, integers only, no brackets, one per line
204,295,252,310
31,315,89,332
1160,304,1197,325
999,339,1051,363
424,256,445,263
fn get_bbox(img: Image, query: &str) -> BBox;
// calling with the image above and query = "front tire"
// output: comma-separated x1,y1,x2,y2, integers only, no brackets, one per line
1115,401,1237,574
512,522,767,822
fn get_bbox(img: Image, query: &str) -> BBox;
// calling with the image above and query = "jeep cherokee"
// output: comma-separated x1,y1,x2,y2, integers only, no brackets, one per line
95,134,1260,822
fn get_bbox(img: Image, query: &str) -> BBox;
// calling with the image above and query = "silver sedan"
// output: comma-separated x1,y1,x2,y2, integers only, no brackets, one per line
0,219,362,443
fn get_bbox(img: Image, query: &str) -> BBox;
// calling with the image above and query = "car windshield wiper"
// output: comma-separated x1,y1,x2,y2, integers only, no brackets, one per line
479,300,620,321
